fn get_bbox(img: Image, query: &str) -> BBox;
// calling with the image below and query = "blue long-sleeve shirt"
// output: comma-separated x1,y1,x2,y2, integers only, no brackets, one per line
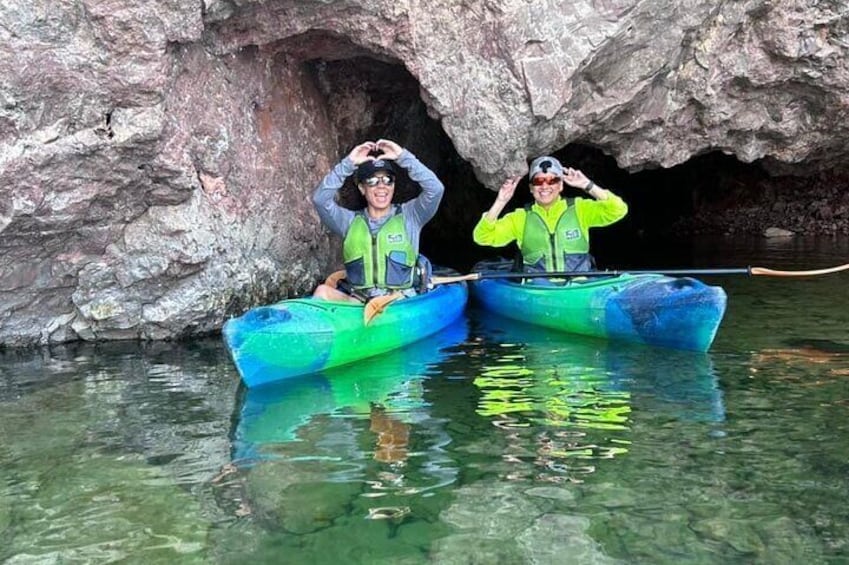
311,150,445,254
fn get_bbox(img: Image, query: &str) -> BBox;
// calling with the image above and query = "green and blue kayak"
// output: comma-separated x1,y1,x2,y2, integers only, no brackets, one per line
223,281,468,388
469,262,727,352
232,318,469,463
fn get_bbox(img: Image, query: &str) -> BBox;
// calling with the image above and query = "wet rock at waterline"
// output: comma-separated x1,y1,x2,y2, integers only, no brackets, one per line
763,227,795,238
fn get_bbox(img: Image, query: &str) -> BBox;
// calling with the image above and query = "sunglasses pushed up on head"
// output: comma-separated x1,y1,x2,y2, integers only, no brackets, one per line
531,175,562,187
363,175,395,188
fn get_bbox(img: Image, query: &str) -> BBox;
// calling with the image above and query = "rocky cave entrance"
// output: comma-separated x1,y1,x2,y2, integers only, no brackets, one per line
304,54,844,273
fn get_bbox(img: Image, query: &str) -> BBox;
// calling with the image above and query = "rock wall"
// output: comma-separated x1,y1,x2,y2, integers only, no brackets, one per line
1,0,848,344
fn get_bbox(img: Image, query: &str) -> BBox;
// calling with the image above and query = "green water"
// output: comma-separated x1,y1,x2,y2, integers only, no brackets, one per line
2,236,849,564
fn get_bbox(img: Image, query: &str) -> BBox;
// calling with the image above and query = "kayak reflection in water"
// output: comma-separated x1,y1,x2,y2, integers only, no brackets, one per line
311,138,445,302
470,313,725,483
473,155,627,275
229,320,470,508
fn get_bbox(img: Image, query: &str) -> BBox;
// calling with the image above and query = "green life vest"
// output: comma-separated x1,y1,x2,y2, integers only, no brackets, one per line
520,199,593,272
342,210,417,289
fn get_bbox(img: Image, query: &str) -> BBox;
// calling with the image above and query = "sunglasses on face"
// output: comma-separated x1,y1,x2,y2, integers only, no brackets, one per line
531,175,561,187
363,175,395,188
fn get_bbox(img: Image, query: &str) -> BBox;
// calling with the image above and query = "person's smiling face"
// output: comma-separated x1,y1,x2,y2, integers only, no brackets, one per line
530,174,563,208
360,174,395,213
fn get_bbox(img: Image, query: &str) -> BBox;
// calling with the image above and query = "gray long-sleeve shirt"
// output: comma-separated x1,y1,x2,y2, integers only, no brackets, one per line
311,150,445,255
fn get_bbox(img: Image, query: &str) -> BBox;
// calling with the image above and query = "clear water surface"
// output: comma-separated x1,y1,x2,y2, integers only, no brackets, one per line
2,236,848,564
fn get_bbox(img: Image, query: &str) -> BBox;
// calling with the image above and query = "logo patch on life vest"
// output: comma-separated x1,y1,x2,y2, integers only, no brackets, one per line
564,229,580,240
387,234,404,244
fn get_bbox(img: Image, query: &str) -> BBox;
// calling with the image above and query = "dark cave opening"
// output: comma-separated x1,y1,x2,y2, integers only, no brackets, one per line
306,55,848,273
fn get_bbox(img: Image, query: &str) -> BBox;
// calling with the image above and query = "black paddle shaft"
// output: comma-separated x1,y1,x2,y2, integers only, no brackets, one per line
476,267,753,280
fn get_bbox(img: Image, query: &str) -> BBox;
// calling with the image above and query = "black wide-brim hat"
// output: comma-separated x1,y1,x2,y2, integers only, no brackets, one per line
355,159,396,182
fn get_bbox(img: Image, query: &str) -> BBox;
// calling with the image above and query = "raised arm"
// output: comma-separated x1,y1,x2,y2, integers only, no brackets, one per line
379,139,444,225
563,167,615,202
564,167,629,227
311,142,375,236
473,176,524,247
484,176,520,221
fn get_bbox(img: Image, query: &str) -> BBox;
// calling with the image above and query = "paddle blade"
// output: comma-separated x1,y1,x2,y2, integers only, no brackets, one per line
432,273,478,285
324,269,347,288
750,263,849,277
364,293,404,325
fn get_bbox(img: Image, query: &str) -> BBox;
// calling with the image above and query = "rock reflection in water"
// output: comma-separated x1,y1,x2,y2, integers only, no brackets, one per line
750,338,849,379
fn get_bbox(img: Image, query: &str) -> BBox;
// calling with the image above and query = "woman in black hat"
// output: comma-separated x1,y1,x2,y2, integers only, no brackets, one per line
312,139,444,302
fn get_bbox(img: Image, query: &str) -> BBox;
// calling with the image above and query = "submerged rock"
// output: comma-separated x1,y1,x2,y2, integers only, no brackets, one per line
763,227,795,238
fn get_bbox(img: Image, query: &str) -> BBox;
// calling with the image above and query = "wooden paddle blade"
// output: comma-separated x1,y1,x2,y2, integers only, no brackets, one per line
750,263,849,277
432,273,479,285
364,293,404,325
324,270,347,288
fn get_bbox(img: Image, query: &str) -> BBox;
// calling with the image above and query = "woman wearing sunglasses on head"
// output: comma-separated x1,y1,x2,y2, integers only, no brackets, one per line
473,155,627,273
312,139,444,302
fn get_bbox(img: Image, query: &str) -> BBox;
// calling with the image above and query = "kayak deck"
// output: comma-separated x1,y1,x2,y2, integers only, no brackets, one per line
470,269,727,352
224,282,468,387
